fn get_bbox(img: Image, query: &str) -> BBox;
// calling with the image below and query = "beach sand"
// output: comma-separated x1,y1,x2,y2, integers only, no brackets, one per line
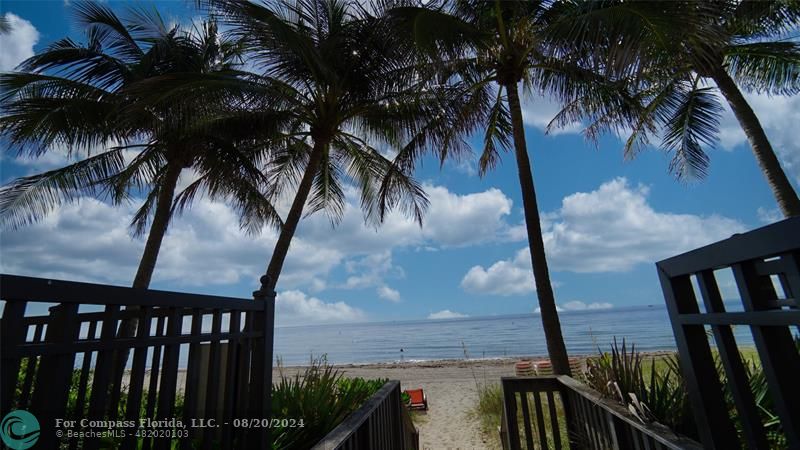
276,358,520,450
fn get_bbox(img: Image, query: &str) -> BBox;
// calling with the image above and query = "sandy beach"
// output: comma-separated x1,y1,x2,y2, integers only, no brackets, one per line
276,358,520,450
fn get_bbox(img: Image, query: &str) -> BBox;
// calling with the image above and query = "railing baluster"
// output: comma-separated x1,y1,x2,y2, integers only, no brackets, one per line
122,307,153,450
18,323,44,409
545,390,561,449
532,391,548,450
202,309,223,450
502,380,521,450
142,314,166,450
221,310,241,450
0,300,27,413
153,307,182,450
181,308,202,450
519,391,535,450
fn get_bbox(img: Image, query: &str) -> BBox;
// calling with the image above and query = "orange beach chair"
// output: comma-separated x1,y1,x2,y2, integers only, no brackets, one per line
404,388,428,411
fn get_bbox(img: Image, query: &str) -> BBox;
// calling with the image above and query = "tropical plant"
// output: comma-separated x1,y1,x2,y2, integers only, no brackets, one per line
0,2,283,290
585,339,696,438
383,0,635,375
549,0,800,217
271,357,387,449
192,0,442,291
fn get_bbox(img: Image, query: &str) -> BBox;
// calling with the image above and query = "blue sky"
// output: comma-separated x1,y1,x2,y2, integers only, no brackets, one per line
2,1,799,325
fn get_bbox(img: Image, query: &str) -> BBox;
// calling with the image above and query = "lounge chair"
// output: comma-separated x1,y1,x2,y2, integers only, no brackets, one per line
404,388,428,411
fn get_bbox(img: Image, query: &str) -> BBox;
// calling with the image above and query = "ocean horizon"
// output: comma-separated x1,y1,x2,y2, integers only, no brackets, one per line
272,304,755,366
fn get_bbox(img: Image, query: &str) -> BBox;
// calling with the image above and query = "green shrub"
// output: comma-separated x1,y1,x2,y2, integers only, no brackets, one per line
271,357,387,449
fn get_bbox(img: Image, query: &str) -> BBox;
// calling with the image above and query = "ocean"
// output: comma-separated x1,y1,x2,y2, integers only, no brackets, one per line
273,305,755,366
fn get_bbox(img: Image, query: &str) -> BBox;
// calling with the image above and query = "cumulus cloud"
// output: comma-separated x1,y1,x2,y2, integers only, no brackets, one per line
462,178,745,296
427,309,468,320
0,179,516,294
460,248,535,296
0,13,39,71
541,178,745,272
276,290,365,325
716,92,800,185
376,285,401,302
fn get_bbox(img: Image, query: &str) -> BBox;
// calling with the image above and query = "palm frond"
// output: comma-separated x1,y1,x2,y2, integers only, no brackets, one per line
725,41,800,95
660,85,722,180
0,149,125,229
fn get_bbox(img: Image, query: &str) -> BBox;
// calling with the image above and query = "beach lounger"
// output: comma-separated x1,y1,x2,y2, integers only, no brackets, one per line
404,388,428,411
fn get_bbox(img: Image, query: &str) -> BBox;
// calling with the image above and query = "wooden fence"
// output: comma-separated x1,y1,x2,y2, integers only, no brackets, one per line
0,274,275,450
657,217,800,449
500,376,701,450
311,380,419,450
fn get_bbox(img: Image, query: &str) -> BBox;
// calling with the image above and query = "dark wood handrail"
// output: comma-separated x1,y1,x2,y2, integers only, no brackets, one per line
312,380,414,450
501,376,702,450
0,274,264,310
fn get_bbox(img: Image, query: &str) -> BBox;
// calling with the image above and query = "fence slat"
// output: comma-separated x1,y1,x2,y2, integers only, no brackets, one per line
733,261,800,447
0,300,26,413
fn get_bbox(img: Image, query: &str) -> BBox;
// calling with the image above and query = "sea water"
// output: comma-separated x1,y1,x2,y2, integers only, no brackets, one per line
273,305,755,366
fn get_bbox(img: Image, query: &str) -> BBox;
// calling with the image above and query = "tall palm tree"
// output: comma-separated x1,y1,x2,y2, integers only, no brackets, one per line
0,3,283,290
384,0,638,375
194,0,440,292
549,0,800,217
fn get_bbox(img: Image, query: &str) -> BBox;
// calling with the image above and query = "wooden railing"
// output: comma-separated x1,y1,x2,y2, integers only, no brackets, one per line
312,380,419,450
657,217,800,449
500,376,701,450
0,274,275,450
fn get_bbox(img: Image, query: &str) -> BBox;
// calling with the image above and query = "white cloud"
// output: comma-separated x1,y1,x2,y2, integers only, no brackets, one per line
460,248,535,296
533,301,612,313
756,207,782,224
541,178,745,272
522,94,583,136
427,309,468,320
0,13,39,71
716,92,800,185
377,285,401,302
0,179,517,294
418,186,513,247
563,300,613,311
276,290,365,325
462,178,745,294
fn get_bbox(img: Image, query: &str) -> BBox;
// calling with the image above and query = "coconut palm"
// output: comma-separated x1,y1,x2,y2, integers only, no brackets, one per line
0,2,283,290
383,0,644,375
192,0,444,291
548,0,800,217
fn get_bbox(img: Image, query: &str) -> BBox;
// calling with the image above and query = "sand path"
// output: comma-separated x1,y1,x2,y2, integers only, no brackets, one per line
314,360,516,450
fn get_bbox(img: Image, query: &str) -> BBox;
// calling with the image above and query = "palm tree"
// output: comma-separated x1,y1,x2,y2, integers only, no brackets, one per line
195,0,440,292
549,0,800,217
0,3,283,290
384,0,638,375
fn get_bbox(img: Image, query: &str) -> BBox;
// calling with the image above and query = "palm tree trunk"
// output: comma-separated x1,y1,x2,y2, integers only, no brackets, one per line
132,164,183,289
263,141,325,291
505,83,572,376
712,69,800,217
109,164,182,412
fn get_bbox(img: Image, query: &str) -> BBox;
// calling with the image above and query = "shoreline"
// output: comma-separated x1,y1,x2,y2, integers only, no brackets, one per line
277,350,679,370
